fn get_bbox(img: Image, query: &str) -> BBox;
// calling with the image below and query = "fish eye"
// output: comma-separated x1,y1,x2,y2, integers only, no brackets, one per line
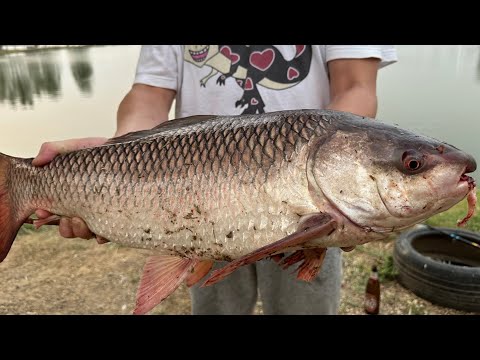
402,151,423,172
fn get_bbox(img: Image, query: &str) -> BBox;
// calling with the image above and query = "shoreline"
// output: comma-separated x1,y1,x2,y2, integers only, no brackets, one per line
0,45,89,56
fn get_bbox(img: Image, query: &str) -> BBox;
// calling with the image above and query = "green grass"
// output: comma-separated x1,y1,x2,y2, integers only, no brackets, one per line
408,303,427,315
425,190,480,232
378,255,398,282
18,223,49,235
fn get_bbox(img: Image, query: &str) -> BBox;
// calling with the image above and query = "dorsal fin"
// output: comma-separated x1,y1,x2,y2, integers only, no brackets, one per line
105,114,217,145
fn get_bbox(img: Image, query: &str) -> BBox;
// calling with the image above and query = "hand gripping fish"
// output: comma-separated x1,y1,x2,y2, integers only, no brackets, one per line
0,110,476,314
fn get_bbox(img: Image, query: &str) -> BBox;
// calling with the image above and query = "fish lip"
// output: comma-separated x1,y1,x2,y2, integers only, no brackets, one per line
459,170,476,191
456,164,476,196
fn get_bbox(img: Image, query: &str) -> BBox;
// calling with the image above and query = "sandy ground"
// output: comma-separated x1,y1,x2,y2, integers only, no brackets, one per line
0,227,475,315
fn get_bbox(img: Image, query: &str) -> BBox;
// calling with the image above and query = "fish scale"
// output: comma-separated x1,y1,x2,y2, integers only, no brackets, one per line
1,109,476,265
6,110,323,260
0,109,477,314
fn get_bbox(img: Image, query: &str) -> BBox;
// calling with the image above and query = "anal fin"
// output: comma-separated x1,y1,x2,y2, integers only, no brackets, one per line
280,250,305,269
296,248,327,281
279,248,327,281
269,254,284,263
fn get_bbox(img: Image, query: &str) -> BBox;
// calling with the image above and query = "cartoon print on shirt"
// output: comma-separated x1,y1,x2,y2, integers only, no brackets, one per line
184,45,313,114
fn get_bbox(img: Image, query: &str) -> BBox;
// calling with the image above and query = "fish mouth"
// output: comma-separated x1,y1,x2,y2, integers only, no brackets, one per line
459,174,476,191
457,164,477,198
189,46,210,62
457,168,477,226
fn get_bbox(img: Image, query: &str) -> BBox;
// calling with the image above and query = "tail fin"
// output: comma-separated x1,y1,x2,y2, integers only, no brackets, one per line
0,153,23,262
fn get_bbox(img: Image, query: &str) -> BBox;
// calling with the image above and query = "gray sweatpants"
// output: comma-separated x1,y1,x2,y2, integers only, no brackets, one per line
189,248,342,315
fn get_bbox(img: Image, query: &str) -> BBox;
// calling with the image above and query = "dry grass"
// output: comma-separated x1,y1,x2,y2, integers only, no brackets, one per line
339,239,475,315
2,192,478,315
0,224,475,315
0,228,191,315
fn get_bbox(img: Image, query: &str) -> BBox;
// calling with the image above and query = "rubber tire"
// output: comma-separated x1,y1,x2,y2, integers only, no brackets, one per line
393,226,480,312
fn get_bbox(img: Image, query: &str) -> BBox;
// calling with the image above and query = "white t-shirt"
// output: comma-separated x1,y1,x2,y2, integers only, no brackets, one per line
134,45,398,118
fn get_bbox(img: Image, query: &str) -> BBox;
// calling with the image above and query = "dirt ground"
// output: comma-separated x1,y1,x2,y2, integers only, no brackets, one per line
0,226,475,315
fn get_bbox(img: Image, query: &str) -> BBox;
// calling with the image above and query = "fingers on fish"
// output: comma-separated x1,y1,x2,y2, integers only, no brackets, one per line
32,215,61,228
96,235,110,244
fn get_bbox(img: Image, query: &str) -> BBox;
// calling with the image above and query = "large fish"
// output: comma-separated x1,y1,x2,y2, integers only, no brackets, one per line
0,109,477,314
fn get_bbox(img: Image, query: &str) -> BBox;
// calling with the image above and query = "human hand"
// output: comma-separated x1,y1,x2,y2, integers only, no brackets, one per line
32,137,110,244
32,137,108,166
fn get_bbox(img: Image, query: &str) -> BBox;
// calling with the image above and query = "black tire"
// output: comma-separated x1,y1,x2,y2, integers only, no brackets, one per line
393,225,480,313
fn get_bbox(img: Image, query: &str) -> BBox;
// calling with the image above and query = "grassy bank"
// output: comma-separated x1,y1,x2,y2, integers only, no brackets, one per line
340,190,479,315
425,192,480,231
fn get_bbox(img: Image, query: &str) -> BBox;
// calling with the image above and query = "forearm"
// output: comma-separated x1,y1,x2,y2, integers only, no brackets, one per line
326,84,378,118
116,84,176,137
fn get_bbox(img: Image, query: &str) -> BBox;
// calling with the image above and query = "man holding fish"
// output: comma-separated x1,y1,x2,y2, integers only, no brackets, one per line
31,45,400,314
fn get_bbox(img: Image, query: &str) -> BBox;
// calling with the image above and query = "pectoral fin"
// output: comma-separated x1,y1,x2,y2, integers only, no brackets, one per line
134,255,198,315
202,213,336,287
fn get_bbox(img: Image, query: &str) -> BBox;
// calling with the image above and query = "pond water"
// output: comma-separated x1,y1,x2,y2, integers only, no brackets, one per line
1,45,479,174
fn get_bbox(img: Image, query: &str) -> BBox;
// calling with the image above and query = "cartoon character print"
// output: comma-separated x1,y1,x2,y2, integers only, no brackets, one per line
184,45,313,114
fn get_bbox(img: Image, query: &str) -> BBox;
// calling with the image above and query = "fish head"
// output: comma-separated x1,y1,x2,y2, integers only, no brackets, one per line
309,114,476,232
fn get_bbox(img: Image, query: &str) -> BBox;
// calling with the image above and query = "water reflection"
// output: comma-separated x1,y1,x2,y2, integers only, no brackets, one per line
0,47,94,107
68,47,93,94
0,45,479,174
0,53,60,106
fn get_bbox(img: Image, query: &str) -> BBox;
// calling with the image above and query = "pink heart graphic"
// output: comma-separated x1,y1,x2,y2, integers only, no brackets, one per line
220,46,240,65
244,77,253,90
251,98,259,105
295,45,306,57
287,67,300,81
249,49,275,71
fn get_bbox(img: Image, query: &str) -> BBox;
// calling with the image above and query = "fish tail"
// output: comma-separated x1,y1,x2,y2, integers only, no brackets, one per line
0,152,25,262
